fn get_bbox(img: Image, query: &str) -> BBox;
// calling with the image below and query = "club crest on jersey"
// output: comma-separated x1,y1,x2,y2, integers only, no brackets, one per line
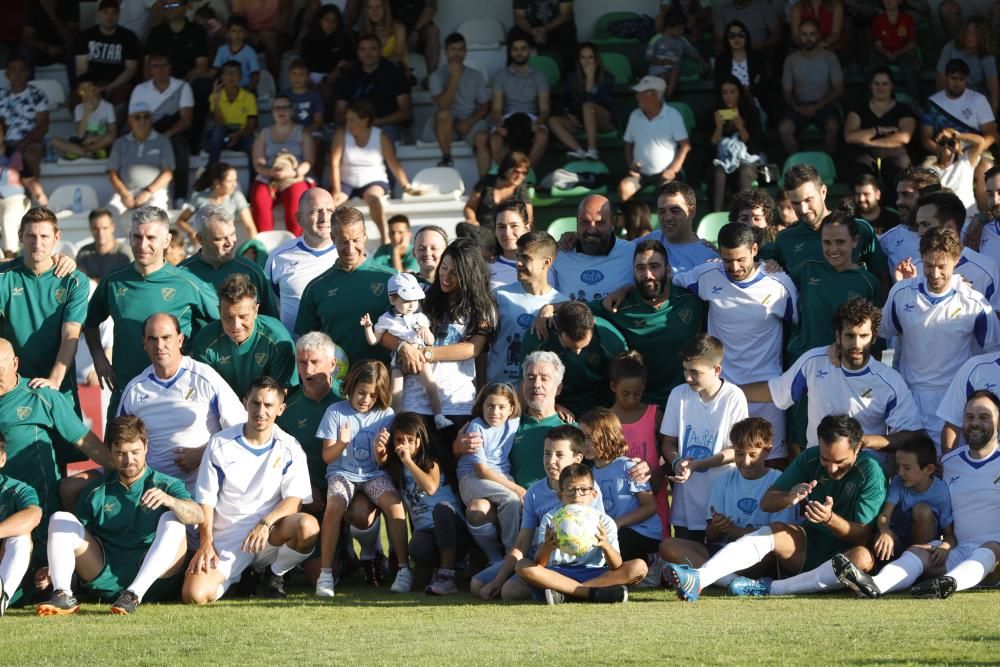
161,287,177,301
15,406,31,420
678,309,693,324
861,388,873,399
949,307,963,319
11,287,23,296
843,481,857,498
760,294,772,305
370,282,385,296
587,352,603,366
54,288,66,304
255,353,269,367
580,269,604,285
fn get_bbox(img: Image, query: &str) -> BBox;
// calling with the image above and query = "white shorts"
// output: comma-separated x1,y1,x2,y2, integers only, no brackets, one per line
212,518,281,593
912,389,945,454
941,539,1000,573
748,401,787,460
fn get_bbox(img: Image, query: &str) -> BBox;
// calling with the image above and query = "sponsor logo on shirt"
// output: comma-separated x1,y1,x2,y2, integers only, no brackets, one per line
116,286,129,297
860,387,873,399
904,303,915,312
760,294,772,305
948,475,960,485
297,418,308,429
816,369,828,379
161,287,177,301
218,355,232,365
11,287,23,296
895,238,905,247
516,314,534,328
15,406,31,420
370,282,385,296
103,499,120,514
808,277,821,286
255,353,269,367
736,497,757,514
327,288,339,298
711,286,723,295
794,243,805,253
949,307,963,319
580,270,605,285
54,288,66,304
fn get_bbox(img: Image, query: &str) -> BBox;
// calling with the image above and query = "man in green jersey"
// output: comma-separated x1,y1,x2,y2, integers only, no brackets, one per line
36,416,203,616
0,433,42,615
179,204,278,318
295,203,394,367
192,273,297,399
84,206,220,416
665,415,886,601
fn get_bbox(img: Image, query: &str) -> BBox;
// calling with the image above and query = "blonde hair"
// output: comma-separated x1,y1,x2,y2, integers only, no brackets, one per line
579,407,627,461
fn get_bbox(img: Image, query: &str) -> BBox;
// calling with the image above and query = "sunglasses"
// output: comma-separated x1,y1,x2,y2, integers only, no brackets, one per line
131,113,152,120
728,31,746,38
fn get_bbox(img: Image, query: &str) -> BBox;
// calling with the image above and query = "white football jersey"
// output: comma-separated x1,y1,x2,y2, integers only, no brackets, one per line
674,263,798,384
264,237,338,332
118,356,247,488
941,444,1000,545
195,423,312,531
880,225,920,277
769,348,923,450
977,220,1000,280
910,247,1000,311
937,351,1000,428
551,238,635,303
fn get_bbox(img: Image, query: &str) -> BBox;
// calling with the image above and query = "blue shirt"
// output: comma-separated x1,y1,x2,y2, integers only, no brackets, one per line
401,467,460,532
456,417,520,480
707,468,799,535
886,475,954,529
286,88,324,127
315,401,394,482
591,457,662,541
213,43,260,88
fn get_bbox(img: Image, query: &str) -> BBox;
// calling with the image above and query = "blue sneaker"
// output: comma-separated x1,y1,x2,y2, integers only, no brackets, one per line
728,576,773,597
664,563,701,602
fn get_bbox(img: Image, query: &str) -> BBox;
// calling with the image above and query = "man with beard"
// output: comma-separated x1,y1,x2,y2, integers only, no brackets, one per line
853,174,900,234
881,227,1000,453
740,298,923,459
778,19,844,156
674,223,797,462
879,167,939,278
835,390,1000,599
970,165,1000,269
590,240,704,406
939,349,1000,452
551,195,635,303
488,35,550,167
664,414,887,600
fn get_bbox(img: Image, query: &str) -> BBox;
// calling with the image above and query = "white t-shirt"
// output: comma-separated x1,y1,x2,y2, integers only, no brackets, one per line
910,246,1000,311
117,356,247,488
927,89,995,134
937,350,1000,429
622,103,689,175
195,423,312,532
879,225,920,277
489,256,517,291
881,275,1000,394
768,348,923,450
129,78,195,117
316,400,395,483
552,238,635,303
374,310,430,347
935,153,976,209
402,317,478,416
941,445,1000,545
73,99,116,136
660,380,747,528
265,237,338,332
674,263,797,384
707,467,798,533
486,283,568,384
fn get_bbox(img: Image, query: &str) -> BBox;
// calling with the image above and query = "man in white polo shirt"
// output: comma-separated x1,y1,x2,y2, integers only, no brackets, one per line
265,188,338,333
117,313,245,490
618,75,690,202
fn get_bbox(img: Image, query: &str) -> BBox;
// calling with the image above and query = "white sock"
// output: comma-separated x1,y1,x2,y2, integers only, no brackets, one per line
47,511,85,594
697,527,775,589
946,547,997,592
468,522,504,564
769,560,842,596
271,544,312,576
872,550,924,594
128,512,186,602
352,517,382,560
0,534,32,596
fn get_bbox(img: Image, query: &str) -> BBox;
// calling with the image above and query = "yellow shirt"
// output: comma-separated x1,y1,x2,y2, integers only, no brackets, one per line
210,88,258,128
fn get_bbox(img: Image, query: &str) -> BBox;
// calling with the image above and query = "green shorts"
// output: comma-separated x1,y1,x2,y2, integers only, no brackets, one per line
82,546,185,603
800,525,849,572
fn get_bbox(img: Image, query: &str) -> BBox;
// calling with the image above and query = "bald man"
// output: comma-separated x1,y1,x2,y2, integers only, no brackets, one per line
0,338,114,553
550,195,636,303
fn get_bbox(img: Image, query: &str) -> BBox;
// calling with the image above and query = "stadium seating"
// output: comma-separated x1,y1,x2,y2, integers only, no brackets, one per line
456,17,505,49
48,184,100,218
528,55,560,88
591,12,643,48
545,216,577,238
782,151,838,188
405,167,465,201
551,160,610,198
696,211,730,245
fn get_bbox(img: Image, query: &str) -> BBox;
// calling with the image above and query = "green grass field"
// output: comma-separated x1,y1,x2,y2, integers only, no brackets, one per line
3,577,999,666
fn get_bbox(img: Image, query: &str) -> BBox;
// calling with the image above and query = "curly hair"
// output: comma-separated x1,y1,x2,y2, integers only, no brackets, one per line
579,408,628,462
832,297,882,336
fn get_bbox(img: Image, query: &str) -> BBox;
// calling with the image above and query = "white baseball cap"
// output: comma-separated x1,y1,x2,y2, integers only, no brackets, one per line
632,75,667,94
388,272,424,301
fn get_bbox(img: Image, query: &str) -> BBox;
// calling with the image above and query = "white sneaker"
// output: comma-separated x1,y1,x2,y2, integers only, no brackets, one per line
315,571,336,597
434,414,454,429
585,148,600,160
636,555,665,589
390,567,413,593
566,148,588,159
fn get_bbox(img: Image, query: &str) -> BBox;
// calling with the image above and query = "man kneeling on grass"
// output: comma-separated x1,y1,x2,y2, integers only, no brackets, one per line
36,416,204,616
516,463,647,604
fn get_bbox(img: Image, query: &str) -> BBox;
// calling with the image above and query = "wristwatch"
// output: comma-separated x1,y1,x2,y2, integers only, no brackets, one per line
423,349,433,362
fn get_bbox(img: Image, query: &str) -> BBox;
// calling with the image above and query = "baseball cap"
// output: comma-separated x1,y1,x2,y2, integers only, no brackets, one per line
128,100,152,116
632,75,667,94
388,272,424,301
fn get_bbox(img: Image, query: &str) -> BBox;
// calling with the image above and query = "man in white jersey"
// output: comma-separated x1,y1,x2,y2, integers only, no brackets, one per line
674,222,797,460
117,313,246,490
741,298,923,458
265,188,339,332
879,167,938,278
880,227,1000,450
971,166,1000,269
938,350,1000,451
551,195,634,303
836,391,1000,599
183,376,318,603
646,182,720,273
487,231,567,384
897,191,1000,311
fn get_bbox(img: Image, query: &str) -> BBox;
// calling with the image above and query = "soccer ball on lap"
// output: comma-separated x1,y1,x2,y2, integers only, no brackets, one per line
550,504,601,556
332,344,349,384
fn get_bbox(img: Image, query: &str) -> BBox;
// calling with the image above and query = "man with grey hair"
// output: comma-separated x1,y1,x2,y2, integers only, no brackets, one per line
508,350,567,488
295,205,394,367
106,100,175,223
85,206,219,417
179,204,277,318
266,188,339,332
618,75,690,202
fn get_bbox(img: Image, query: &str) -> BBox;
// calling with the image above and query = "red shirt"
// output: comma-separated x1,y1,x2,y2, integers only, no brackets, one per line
872,11,916,54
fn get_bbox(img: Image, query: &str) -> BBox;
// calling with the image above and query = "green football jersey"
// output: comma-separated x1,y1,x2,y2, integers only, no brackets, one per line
760,218,886,278
294,258,394,368
179,252,279,318
520,316,627,416
509,412,569,488
371,243,420,273
277,385,340,490
591,287,705,406
191,314,298,399
76,465,191,556
85,262,220,390
0,472,40,522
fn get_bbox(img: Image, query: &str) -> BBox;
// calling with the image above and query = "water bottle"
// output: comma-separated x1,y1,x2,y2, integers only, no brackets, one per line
44,139,56,163
72,187,83,214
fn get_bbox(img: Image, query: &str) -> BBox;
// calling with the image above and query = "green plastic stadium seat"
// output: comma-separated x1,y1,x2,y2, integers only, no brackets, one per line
782,151,837,186
551,160,610,197
696,211,730,245
546,216,578,238
591,12,642,46
528,55,560,88
666,101,695,134
604,52,633,88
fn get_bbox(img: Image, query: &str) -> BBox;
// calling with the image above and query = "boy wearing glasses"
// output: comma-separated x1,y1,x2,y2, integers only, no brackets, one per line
516,462,648,604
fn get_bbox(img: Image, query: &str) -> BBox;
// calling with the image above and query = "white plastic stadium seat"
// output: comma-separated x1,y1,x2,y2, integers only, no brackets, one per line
254,230,294,252
456,18,505,49
405,167,465,201
48,184,100,218
28,79,67,109
408,53,428,85
256,70,277,112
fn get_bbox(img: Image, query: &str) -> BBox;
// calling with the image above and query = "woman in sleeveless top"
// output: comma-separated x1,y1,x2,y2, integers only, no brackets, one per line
330,98,418,243
363,0,408,67
250,95,315,235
